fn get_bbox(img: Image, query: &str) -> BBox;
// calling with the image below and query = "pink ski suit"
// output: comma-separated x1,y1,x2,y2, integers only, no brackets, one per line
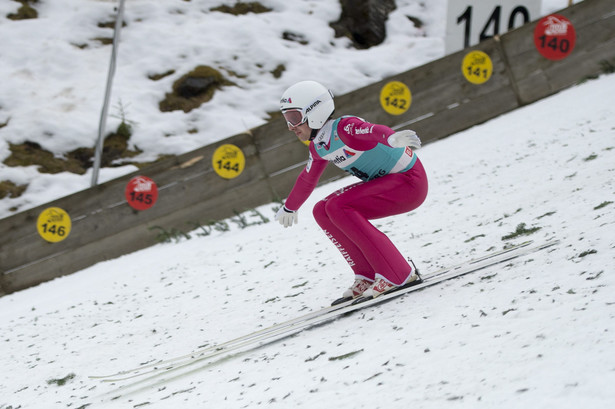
284,116,428,285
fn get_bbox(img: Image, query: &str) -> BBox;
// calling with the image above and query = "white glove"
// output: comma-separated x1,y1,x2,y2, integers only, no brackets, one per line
275,206,298,228
387,130,421,149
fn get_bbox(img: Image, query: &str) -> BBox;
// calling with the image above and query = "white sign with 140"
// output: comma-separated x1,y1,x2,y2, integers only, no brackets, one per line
445,0,542,54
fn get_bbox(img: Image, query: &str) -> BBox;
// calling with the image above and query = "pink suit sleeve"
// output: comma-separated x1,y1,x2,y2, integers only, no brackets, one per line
283,143,328,211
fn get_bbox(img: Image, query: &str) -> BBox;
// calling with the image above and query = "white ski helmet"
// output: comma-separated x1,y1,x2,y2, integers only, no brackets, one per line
280,81,335,129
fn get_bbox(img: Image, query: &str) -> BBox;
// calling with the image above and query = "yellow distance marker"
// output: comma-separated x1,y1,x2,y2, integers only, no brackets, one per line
37,207,71,243
380,81,411,116
462,50,493,84
212,144,246,179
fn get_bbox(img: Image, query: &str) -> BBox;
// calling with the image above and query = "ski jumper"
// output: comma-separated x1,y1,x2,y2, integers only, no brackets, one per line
284,116,428,285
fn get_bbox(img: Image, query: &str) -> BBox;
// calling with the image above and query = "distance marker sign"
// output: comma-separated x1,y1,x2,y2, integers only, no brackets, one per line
37,207,71,242
462,50,493,84
212,144,245,179
380,81,411,116
125,176,158,210
534,14,575,61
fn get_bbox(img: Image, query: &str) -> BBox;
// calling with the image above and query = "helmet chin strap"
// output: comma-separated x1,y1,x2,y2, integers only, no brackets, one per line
309,128,318,141
308,113,334,141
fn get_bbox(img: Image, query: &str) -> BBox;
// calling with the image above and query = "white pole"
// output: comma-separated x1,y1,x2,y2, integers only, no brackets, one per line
91,0,126,187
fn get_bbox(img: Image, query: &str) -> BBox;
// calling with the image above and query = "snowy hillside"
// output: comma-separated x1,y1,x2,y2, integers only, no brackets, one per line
1,70,613,408
2,0,613,408
0,0,576,218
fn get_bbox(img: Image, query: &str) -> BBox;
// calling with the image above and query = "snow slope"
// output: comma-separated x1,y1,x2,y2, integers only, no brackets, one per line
1,70,613,409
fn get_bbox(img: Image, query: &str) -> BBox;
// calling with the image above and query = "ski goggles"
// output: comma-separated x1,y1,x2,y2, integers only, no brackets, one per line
282,109,307,127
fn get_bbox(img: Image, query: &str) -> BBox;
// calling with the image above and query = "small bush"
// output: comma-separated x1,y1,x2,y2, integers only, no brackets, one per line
501,223,541,240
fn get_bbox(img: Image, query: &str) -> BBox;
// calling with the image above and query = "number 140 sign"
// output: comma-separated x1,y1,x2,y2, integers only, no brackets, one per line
534,14,575,60
445,0,542,54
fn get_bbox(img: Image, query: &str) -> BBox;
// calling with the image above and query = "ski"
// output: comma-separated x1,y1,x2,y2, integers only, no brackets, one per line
90,239,558,382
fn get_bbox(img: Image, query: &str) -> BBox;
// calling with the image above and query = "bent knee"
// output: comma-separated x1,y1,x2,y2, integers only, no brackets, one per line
312,200,327,222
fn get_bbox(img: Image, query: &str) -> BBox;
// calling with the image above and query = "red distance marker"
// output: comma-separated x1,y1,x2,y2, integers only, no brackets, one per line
534,14,576,61
125,176,158,210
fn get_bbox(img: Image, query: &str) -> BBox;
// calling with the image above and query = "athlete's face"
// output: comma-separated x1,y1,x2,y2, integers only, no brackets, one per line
288,121,312,143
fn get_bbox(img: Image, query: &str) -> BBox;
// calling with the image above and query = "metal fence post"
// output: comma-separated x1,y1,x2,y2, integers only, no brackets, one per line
91,0,126,187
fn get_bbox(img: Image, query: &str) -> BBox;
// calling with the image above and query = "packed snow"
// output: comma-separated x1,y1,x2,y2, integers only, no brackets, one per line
2,1,614,409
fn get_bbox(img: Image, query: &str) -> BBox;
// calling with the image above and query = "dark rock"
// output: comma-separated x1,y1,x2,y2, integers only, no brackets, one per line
330,0,396,49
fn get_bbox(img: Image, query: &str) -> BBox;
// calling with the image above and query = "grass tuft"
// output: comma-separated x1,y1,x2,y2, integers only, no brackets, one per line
501,223,541,241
